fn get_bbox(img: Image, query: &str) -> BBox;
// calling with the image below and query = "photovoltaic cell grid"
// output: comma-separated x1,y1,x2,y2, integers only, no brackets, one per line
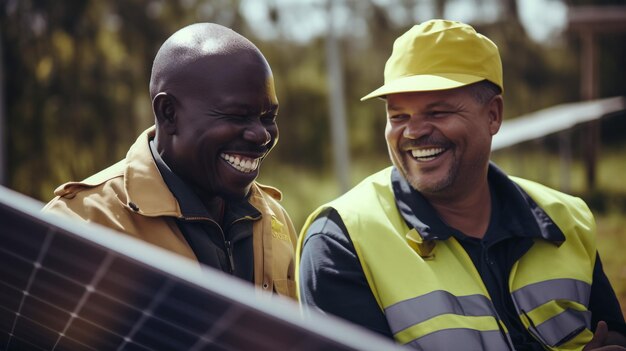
0,187,403,351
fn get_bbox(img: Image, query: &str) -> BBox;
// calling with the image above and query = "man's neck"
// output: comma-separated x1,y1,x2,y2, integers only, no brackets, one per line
426,180,492,239
195,190,226,224
150,138,228,223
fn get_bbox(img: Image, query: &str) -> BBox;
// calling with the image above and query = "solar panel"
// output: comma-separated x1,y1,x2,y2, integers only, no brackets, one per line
0,186,404,351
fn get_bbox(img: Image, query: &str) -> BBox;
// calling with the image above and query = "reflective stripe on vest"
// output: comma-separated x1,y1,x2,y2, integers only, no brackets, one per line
526,309,591,347
385,290,497,334
512,278,590,313
386,290,512,350
512,278,592,347
406,329,510,351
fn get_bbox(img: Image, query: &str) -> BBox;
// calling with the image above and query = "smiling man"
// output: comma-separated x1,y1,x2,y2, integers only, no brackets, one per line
296,20,626,349
44,23,297,298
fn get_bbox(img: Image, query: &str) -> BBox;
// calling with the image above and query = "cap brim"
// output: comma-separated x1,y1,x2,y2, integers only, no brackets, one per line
360,73,486,101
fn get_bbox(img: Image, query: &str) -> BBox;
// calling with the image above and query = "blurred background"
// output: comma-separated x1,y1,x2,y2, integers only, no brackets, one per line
1,0,624,313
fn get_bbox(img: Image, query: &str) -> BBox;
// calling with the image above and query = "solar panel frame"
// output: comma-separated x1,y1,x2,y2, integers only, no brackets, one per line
0,186,405,351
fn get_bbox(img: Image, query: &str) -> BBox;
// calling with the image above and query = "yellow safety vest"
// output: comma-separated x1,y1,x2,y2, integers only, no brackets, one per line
297,167,596,350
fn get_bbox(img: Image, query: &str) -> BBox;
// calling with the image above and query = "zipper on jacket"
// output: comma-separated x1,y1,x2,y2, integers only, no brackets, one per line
222,215,259,274
224,240,235,274
182,216,235,274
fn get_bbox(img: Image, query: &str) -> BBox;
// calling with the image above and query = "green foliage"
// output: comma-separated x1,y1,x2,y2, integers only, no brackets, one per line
262,38,334,168
1,0,248,199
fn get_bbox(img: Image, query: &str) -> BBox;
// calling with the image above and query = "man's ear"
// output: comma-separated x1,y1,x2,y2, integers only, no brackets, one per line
153,92,177,135
487,95,504,135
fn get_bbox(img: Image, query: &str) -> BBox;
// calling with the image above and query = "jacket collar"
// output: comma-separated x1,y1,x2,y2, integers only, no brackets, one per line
122,127,181,217
392,163,565,244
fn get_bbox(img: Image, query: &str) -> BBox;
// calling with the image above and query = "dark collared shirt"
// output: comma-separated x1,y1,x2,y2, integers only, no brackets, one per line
299,164,626,350
150,140,261,282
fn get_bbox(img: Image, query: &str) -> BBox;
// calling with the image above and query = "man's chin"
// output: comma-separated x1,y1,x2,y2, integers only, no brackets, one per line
407,171,456,194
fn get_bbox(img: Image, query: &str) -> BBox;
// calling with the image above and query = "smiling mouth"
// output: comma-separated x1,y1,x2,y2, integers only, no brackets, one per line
410,147,446,161
220,153,261,173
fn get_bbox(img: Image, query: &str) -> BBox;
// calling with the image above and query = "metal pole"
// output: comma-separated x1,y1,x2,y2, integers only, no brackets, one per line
580,31,598,191
559,130,572,193
325,0,351,193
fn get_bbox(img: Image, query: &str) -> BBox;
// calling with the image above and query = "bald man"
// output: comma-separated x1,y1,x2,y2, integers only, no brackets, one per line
44,23,297,299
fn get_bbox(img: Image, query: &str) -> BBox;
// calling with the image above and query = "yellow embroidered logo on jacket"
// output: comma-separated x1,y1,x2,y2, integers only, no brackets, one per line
271,217,290,242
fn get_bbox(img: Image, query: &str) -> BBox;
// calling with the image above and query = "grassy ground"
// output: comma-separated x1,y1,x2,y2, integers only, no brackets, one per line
260,146,626,315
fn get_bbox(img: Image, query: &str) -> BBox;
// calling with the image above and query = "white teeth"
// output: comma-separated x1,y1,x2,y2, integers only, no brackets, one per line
220,153,260,173
411,148,445,160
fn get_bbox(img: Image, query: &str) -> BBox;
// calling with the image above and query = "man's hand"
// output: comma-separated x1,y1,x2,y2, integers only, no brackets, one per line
583,321,626,350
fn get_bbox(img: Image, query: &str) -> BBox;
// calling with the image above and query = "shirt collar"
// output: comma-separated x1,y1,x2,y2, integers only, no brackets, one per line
391,168,449,240
391,163,565,243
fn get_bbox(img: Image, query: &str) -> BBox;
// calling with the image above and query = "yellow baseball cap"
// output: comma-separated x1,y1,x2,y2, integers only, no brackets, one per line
361,19,503,101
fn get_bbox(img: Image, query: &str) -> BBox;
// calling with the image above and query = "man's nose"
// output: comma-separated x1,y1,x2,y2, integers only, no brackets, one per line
243,121,271,146
403,115,433,139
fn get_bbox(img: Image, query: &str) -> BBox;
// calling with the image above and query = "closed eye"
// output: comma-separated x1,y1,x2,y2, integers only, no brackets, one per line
388,113,410,122
429,110,454,118
225,114,250,123
206,110,246,120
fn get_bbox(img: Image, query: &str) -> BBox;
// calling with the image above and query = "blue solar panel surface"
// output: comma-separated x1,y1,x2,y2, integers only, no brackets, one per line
0,186,404,351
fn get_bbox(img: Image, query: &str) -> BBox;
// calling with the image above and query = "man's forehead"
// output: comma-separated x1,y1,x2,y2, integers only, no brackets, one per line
209,100,279,113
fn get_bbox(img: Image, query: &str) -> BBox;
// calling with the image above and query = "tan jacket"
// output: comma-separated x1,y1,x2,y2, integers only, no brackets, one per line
44,127,297,299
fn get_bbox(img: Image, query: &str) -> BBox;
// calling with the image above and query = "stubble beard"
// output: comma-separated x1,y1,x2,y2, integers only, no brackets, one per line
402,154,460,195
